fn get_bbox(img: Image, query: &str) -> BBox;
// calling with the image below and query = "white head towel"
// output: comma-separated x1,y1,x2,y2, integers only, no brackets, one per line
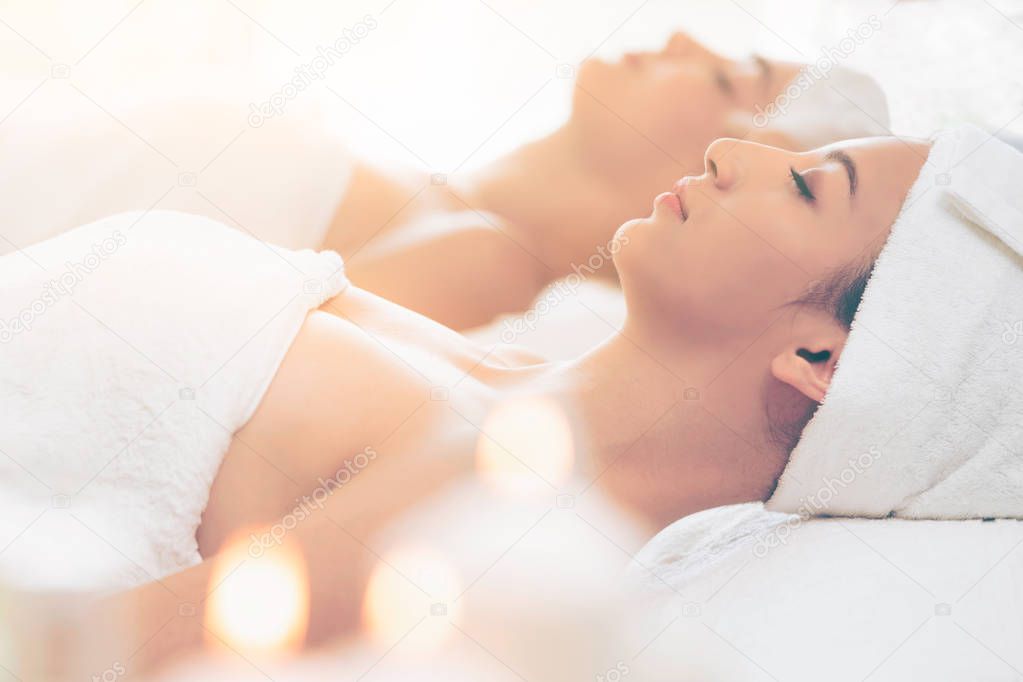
769,124,1023,520
760,66,892,148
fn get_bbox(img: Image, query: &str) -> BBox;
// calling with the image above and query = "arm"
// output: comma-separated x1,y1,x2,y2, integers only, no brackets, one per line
80,423,478,677
73,511,368,678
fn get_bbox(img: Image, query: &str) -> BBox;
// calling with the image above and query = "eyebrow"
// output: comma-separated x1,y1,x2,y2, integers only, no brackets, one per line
753,54,772,92
825,149,858,198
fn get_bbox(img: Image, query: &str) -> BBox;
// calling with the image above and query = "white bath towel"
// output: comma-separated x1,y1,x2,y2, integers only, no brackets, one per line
769,125,1023,520
0,210,347,591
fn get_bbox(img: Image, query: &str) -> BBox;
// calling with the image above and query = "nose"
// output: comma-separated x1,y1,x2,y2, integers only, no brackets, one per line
704,138,745,191
665,32,693,55
664,32,717,62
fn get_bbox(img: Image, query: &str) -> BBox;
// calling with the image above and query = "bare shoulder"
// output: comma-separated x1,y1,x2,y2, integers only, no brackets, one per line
198,309,431,554
322,160,431,254
282,309,431,412
343,209,550,329
230,307,432,483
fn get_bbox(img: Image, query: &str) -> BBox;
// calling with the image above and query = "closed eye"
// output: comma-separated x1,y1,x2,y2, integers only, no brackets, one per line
789,167,816,203
714,67,734,96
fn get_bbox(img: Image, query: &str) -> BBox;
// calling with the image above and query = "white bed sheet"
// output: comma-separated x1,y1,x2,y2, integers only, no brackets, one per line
627,503,1023,681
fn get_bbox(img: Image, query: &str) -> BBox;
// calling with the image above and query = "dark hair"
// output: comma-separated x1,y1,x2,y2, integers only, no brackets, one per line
789,260,874,330
764,259,875,454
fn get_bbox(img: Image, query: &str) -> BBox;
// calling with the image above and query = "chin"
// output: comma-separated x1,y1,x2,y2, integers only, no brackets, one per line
613,217,655,254
575,56,607,81
613,218,638,241
623,208,682,244
611,220,662,281
572,57,621,101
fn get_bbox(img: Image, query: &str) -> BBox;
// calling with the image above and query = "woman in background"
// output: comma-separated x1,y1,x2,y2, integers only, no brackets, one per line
330,34,891,328
0,33,888,328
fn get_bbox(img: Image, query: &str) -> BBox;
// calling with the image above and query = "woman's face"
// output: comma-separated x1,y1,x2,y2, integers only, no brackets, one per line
615,136,931,341
573,33,801,173
599,136,928,527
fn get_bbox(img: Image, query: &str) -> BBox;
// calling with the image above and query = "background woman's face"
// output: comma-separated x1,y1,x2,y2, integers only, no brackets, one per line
615,136,931,341
573,33,801,174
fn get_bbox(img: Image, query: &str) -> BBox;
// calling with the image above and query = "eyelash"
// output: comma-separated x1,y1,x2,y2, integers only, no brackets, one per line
789,167,816,203
714,68,734,95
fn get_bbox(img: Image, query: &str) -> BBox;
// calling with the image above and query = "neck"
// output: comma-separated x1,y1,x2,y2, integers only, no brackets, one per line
453,124,635,278
546,330,707,463
486,318,780,527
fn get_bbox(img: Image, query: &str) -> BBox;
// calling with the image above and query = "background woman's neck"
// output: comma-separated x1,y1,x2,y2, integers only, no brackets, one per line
454,124,636,278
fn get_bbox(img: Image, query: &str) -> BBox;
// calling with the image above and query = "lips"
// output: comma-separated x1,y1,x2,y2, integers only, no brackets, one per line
672,178,690,222
655,191,687,222
622,51,649,69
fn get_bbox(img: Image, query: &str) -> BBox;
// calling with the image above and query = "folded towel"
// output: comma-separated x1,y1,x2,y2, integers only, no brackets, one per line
769,125,1023,519
0,210,347,591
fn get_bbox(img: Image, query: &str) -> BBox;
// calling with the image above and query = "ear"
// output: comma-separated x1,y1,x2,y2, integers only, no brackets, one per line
770,327,848,403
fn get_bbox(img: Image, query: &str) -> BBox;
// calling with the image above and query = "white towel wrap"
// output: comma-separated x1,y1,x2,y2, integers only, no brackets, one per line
0,210,347,591
769,125,1023,520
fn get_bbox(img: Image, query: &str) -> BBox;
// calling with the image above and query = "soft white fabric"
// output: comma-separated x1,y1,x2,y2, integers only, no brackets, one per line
0,94,351,255
467,278,626,360
627,504,1023,682
770,125,1023,520
763,66,892,148
0,210,347,591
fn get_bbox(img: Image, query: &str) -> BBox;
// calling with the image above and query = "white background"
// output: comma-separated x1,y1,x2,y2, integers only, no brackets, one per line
0,0,1021,171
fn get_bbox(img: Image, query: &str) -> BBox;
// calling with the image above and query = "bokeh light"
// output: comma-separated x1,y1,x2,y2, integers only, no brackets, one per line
475,395,575,495
203,533,309,657
362,547,462,652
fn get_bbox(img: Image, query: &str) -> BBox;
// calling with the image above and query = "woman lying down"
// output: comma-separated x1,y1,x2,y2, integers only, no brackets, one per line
0,33,889,331
3,124,1021,663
